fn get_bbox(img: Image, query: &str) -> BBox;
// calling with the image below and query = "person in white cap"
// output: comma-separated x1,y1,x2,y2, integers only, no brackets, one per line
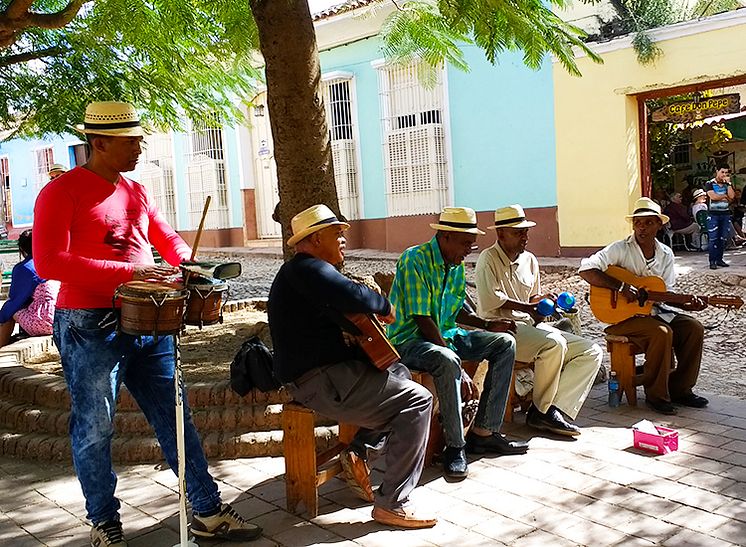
48,163,67,180
475,205,602,436
387,207,528,480
33,101,261,546
267,204,437,529
579,197,707,415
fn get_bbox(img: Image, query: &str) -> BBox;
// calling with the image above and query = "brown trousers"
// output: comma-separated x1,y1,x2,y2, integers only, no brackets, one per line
605,314,704,402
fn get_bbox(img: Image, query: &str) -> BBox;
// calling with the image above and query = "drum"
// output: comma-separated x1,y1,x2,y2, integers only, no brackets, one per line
114,281,189,336
185,278,228,327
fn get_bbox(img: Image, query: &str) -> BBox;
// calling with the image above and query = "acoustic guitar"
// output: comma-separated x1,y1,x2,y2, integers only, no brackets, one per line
590,265,743,324
344,313,400,370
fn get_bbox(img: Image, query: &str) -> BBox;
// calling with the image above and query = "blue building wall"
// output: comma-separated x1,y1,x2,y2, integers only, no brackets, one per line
318,36,558,218
0,134,81,227
0,126,244,232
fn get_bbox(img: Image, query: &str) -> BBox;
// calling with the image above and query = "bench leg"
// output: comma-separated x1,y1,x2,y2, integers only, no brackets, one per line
609,342,637,406
282,405,319,517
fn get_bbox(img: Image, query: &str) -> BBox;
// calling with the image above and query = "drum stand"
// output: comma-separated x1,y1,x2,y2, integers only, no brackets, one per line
172,332,198,547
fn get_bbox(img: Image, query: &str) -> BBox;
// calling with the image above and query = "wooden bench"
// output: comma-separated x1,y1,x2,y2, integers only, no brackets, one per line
606,334,644,406
282,402,358,518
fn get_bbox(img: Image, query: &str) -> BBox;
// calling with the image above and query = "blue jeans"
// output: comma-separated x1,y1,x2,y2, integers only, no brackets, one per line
707,212,731,264
396,331,515,448
53,308,221,525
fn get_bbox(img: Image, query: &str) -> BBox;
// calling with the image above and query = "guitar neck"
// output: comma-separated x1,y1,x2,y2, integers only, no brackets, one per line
644,291,699,307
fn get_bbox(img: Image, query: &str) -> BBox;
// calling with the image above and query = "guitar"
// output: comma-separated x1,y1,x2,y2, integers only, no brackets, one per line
344,313,400,370
590,265,744,324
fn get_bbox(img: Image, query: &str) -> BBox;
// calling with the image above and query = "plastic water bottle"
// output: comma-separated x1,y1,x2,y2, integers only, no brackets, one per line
608,371,621,407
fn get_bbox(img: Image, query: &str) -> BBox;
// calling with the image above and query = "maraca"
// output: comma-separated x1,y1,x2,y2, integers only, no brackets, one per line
536,292,576,316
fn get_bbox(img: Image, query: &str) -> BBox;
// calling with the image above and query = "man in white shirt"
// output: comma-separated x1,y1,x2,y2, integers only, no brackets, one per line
578,197,707,415
475,205,602,436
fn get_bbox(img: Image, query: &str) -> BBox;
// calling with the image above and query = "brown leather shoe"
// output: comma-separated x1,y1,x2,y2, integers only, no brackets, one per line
339,449,374,502
372,506,437,529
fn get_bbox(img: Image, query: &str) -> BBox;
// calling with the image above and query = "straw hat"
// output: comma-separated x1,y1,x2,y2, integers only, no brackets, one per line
487,204,536,230
287,204,350,246
429,207,485,235
48,163,67,176
625,197,670,224
692,188,706,200
75,101,145,137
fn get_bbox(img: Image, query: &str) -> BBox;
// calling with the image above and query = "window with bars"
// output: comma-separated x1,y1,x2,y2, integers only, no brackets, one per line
33,147,55,192
139,132,177,227
672,142,691,166
185,114,230,229
377,62,449,217
0,157,10,224
322,76,361,220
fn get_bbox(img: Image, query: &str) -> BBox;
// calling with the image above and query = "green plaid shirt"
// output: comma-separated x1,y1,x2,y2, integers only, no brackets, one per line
387,236,468,349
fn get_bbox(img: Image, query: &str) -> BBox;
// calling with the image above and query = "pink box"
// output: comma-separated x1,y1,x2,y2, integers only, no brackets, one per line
633,426,679,455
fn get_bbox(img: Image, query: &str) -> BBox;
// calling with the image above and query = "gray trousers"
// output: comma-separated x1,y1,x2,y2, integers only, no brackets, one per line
288,360,432,511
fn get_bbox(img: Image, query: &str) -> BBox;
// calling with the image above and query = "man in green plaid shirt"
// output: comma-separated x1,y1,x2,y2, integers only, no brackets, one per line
388,207,529,480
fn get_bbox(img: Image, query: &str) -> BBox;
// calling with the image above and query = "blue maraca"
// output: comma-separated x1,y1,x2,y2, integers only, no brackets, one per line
556,291,576,311
536,298,556,317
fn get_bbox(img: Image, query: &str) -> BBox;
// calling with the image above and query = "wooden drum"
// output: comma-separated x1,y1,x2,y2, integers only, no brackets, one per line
115,281,189,336
185,278,228,328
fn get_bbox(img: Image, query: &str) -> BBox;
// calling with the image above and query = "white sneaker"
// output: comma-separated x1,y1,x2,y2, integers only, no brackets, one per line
191,503,262,541
90,521,127,546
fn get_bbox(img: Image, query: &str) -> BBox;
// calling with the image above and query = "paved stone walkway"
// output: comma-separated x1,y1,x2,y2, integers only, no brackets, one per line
2,382,745,546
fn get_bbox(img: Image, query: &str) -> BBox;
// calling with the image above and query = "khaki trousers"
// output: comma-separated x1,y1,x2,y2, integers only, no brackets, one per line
514,323,603,419
605,314,704,402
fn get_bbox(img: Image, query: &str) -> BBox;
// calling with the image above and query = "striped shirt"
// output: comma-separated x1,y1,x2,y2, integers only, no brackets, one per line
387,236,469,348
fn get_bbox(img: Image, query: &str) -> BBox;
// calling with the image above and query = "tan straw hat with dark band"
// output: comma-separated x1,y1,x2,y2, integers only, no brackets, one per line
429,207,485,235
625,197,670,224
287,204,350,246
488,204,536,230
75,101,145,137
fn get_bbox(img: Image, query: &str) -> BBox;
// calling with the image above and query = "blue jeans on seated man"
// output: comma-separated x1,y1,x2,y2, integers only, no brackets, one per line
53,308,221,525
396,331,515,449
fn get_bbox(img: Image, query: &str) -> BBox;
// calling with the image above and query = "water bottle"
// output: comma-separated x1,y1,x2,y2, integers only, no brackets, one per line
608,371,621,407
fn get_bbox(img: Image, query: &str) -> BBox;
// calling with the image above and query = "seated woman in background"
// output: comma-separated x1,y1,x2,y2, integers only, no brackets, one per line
0,230,60,347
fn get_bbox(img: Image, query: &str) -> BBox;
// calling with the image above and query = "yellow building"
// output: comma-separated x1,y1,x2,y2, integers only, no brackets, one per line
552,9,746,255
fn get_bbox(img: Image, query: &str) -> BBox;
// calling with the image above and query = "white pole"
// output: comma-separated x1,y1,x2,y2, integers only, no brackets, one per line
173,333,198,547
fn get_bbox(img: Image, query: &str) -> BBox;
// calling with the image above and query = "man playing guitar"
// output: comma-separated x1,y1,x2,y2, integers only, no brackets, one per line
579,197,708,415
267,204,436,529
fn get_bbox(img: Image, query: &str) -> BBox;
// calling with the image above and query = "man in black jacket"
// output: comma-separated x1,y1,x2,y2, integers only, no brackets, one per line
268,204,436,529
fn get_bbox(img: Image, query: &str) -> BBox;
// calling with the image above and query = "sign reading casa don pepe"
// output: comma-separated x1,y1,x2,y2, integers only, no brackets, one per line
651,93,741,123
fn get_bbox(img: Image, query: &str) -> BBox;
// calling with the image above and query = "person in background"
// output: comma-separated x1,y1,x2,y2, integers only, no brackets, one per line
680,175,697,207
0,230,59,348
48,163,67,180
730,187,746,244
663,192,700,246
691,188,708,219
705,165,734,269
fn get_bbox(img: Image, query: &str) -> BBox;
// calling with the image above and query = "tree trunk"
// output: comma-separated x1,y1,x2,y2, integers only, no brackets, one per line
250,0,340,259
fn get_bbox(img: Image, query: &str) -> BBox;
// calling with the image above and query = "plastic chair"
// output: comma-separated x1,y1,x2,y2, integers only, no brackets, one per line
695,210,709,251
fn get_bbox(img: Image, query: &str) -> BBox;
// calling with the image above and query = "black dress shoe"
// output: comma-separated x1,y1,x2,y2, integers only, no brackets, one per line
442,447,468,479
526,405,581,437
709,264,718,270
672,393,709,408
716,260,730,267
645,398,677,415
466,432,529,455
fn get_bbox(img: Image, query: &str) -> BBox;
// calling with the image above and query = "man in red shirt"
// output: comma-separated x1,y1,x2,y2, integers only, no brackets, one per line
33,102,261,546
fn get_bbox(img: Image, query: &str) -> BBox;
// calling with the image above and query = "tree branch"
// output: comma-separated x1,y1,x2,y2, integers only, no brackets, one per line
3,0,36,20
26,0,87,30
0,45,67,67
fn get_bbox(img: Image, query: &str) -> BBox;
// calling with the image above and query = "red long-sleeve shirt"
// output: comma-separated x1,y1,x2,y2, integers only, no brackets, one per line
33,166,192,309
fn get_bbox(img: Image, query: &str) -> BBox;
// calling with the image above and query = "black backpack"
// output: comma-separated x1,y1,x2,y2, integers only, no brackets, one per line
229,336,281,395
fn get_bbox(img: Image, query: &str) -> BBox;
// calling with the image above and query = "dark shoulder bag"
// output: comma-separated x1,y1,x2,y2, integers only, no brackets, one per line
230,336,281,395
